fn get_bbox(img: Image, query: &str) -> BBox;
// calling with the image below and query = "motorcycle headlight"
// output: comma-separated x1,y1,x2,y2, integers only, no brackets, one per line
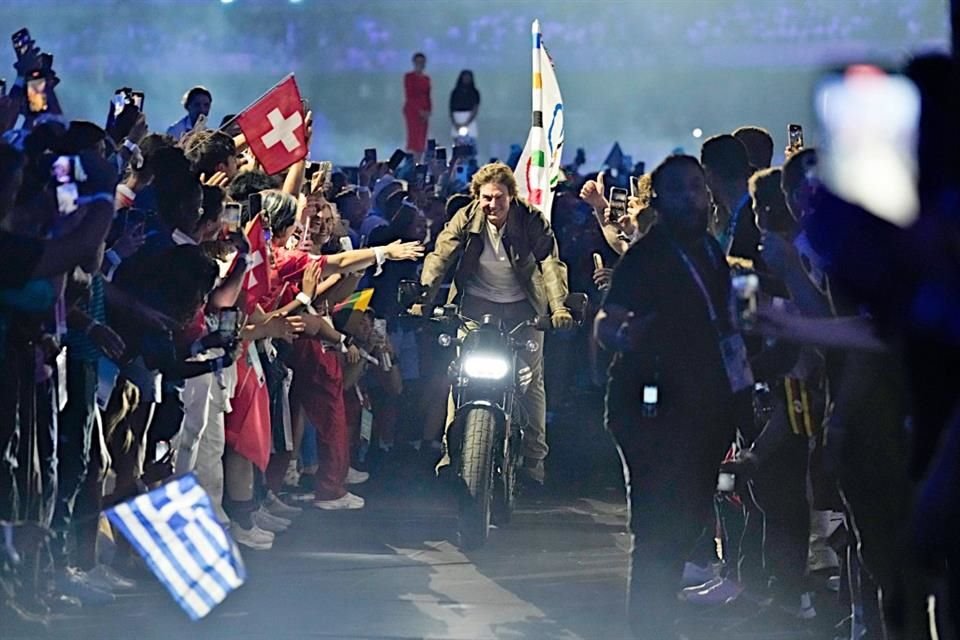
462,354,510,380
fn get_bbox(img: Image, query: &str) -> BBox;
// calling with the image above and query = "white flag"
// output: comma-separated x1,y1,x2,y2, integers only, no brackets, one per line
514,20,564,222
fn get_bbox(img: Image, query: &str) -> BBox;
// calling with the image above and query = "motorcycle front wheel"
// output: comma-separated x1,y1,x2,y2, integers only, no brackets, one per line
457,407,496,550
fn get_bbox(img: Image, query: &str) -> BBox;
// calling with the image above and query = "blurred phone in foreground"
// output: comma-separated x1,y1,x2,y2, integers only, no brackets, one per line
815,65,920,227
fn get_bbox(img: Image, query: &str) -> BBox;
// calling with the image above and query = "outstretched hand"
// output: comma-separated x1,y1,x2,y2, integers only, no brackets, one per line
385,239,425,262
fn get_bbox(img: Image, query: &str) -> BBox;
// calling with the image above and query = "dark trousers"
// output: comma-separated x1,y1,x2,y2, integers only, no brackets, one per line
52,359,97,565
739,399,811,602
607,384,737,638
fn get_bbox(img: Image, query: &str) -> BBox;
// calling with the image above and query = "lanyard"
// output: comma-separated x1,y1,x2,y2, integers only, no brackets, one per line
719,193,751,256
671,238,721,324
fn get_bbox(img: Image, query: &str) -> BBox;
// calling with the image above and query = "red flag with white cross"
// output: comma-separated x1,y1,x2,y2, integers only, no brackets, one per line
240,213,271,315
236,75,307,175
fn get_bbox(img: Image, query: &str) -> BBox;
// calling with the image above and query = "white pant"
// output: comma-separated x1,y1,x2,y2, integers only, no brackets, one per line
174,373,228,523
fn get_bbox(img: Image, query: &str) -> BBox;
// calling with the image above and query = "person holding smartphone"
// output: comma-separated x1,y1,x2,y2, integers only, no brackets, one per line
403,53,432,161
166,86,212,141
449,70,480,143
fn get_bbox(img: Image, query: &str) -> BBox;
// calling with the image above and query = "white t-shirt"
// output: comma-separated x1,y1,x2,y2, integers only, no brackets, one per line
464,222,527,304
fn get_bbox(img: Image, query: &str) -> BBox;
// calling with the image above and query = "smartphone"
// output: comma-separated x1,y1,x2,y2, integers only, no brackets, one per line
11,28,31,59
131,91,144,111
339,236,354,252
788,123,804,151
426,139,436,157
413,164,428,190
608,187,629,221
434,147,447,165
111,89,130,118
629,176,639,198
27,73,47,113
641,383,658,417
51,155,81,215
815,66,920,227
452,145,471,161
39,52,53,73
218,307,240,338
387,148,407,172
304,160,320,183
0,79,6,98
248,192,263,218
717,472,736,493
363,148,377,165
222,202,242,233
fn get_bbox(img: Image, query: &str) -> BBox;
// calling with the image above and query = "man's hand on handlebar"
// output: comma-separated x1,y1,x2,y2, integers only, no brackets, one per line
550,307,575,331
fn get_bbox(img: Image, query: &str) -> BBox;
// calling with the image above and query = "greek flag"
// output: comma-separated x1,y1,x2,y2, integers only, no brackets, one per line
515,19,565,222
105,474,246,620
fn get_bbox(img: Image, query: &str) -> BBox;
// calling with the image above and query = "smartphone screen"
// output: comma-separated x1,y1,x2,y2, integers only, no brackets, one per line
387,148,407,172
788,124,804,150
642,384,658,405
0,79,7,98
435,147,447,164
218,308,239,336
363,148,377,165
27,75,47,113
222,202,242,233
131,91,144,110
815,65,920,227
609,187,629,220
629,176,639,198
413,164,427,189
51,156,79,215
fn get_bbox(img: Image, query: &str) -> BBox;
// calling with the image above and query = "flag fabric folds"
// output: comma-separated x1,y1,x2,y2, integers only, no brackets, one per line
241,213,271,315
236,75,308,175
515,20,565,222
105,474,246,620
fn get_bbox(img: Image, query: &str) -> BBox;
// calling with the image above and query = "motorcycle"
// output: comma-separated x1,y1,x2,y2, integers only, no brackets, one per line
399,281,586,548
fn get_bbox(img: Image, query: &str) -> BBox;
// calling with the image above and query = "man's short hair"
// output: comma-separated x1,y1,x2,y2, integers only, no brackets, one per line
183,130,236,178
227,170,281,203
413,52,426,62
733,126,774,170
183,86,212,108
650,155,703,199
446,193,472,218
781,148,818,198
470,162,518,199
749,167,794,234
700,134,751,182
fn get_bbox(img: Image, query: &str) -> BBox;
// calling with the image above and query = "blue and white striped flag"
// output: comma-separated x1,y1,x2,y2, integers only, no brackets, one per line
105,474,246,620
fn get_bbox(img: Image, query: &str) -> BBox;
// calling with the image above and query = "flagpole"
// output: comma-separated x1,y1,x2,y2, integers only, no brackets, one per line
531,20,543,129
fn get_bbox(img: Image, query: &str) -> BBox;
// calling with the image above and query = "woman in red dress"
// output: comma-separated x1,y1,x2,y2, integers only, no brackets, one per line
403,52,431,160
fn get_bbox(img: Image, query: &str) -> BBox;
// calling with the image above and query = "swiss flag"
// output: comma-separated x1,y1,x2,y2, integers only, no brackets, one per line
240,214,271,314
236,76,307,175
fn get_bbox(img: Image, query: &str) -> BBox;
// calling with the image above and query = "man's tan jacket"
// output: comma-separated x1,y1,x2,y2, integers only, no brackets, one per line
420,198,569,317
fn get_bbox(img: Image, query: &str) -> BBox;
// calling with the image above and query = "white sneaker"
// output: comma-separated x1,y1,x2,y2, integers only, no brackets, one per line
282,460,301,488
265,491,302,518
681,576,743,605
681,562,717,588
231,522,274,550
313,492,365,510
345,467,369,485
85,564,137,592
252,507,291,533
